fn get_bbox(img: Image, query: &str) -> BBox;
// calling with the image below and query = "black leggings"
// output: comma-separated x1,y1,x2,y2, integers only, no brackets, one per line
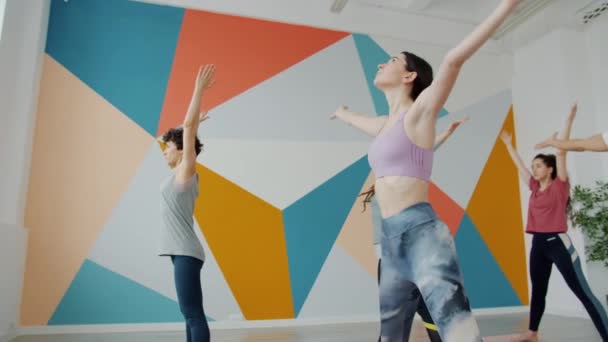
529,233,608,340
377,258,442,342
172,255,210,342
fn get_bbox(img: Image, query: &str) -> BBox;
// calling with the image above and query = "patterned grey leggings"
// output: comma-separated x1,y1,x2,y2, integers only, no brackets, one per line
379,202,481,342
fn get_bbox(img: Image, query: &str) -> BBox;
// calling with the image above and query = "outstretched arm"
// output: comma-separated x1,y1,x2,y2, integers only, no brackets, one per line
500,131,532,184
416,0,519,119
434,116,469,151
554,103,577,181
536,133,608,152
330,105,388,137
177,65,215,182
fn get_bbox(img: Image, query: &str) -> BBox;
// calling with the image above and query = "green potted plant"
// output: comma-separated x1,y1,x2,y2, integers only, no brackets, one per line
568,180,608,307
568,180,608,267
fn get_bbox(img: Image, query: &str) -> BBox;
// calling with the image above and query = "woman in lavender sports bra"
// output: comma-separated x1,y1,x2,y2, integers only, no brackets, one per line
330,1,519,340
359,117,468,342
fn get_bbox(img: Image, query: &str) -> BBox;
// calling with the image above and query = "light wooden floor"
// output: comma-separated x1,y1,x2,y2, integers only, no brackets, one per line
11,314,603,341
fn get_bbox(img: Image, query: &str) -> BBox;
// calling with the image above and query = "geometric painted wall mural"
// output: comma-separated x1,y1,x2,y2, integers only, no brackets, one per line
22,0,528,326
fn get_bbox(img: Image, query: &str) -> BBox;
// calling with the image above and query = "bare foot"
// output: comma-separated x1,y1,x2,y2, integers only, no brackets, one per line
510,331,539,342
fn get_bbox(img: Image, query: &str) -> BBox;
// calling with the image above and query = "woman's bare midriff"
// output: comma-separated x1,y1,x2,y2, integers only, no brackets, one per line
375,176,429,218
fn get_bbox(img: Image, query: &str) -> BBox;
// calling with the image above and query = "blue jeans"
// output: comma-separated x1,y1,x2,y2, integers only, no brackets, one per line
379,202,481,342
171,256,210,342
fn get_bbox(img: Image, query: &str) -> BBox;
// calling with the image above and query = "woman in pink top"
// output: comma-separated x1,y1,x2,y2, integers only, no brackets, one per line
331,1,520,340
500,103,608,342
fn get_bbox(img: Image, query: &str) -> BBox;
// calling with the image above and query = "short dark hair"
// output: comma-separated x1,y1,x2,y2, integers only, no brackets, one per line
161,127,203,156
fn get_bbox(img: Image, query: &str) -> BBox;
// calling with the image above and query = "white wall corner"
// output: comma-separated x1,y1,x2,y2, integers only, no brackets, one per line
0,223,28,342
14,0,51,229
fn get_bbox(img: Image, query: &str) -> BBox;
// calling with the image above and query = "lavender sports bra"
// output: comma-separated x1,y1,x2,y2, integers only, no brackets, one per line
368,111,433,181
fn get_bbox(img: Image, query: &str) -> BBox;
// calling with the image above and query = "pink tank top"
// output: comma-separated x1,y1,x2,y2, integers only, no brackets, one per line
368,111,433,180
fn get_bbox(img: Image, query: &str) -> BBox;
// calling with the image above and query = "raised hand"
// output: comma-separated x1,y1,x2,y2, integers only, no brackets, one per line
330,105,349,120
567,101,578,122
447,116,470,133
500,131,513,146
195,64,216,91
535,132,558,150
199,110,210,123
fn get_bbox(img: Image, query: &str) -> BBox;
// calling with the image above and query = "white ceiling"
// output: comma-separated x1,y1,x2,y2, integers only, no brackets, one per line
350,0,500,24
131,0,595,53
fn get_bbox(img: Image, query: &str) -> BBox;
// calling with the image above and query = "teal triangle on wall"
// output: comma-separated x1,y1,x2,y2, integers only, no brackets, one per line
282,156,371,316
49,259,213,324
45,0,184,136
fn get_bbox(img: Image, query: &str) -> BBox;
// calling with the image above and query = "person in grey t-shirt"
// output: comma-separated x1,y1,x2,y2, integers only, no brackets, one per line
158,64,216,342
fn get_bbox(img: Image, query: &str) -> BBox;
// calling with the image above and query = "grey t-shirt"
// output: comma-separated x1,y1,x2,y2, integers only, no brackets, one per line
371,196,382,245
158,173,205,262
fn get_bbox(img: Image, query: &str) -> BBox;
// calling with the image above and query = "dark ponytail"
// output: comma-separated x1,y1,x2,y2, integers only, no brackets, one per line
358,185,375,212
